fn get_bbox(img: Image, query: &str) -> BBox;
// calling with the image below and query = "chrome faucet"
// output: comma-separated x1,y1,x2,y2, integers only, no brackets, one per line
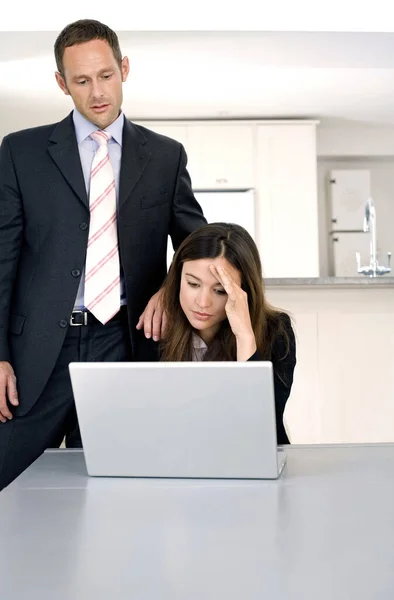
356,197,391,276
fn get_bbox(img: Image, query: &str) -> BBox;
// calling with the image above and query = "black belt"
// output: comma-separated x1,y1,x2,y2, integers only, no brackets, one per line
69,306,127,326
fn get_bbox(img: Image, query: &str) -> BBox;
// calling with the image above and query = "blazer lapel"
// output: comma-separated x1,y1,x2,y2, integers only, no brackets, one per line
119,117,151,210
47,113,88,209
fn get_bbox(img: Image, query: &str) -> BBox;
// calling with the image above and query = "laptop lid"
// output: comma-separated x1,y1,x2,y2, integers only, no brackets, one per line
69,362,285,480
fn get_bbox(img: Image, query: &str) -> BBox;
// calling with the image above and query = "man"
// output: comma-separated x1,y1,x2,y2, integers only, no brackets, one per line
0,19,206,490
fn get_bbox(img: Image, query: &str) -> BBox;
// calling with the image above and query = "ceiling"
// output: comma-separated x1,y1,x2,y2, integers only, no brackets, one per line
1,31,394,135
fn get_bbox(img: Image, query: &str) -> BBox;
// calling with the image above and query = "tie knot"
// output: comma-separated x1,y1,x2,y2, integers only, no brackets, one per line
90,130,111,146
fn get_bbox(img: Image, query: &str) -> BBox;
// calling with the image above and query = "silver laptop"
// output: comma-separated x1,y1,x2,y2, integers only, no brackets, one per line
69,362,287,480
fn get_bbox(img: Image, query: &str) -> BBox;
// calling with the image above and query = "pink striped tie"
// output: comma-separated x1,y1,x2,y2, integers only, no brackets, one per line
84,130,120,324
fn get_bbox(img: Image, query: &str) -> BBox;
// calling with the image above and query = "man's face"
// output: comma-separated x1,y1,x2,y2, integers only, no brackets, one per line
55,39,129,129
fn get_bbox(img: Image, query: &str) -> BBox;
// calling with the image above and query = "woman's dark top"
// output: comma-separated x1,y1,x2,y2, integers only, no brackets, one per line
247,313,296,445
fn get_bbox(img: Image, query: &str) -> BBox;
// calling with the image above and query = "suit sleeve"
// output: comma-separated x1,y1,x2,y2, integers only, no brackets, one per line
0,136,23,362
248,314,297,445
169,144,207,251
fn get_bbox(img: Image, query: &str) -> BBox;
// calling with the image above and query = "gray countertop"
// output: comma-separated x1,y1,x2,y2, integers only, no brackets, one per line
1,445,394,600
265,276,394,287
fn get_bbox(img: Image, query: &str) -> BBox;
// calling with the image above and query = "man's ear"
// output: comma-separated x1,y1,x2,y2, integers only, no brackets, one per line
55,71,70,96
121,56,130,83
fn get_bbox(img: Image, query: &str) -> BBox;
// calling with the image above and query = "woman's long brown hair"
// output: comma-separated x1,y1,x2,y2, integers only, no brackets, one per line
160,223,290,361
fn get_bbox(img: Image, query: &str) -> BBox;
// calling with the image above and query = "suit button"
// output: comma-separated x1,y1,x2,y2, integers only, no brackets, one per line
79,222,88,231
71,269,81,277
59,319,68,328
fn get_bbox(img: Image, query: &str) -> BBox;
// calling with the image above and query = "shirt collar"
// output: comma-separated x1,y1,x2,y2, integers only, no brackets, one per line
72,108,124,146
192,333,208,350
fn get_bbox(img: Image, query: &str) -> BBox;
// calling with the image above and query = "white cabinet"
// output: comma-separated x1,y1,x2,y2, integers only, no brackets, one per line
317,294,394,443
135,119,320,277
135,122,254,190
328,169,370,230
331,231,370,277
256,123,319,277
186,124,254,189
266,285,394,445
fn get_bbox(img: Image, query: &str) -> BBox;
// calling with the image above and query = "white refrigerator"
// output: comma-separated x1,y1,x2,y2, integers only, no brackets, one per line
167,189,255,268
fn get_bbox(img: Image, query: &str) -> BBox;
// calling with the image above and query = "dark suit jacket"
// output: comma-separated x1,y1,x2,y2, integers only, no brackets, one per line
0,113,206,416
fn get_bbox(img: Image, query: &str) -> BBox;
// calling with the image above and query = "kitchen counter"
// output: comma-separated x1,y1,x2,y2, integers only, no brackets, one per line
265,276,394,287
264,280,394,444
1,445,394,600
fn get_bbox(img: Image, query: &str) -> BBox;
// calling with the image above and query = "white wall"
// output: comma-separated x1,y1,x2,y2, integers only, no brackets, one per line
317,120,394,157
1,2,393,31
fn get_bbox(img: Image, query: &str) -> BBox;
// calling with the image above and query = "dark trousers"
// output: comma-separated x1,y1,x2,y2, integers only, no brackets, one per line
0,308,132,491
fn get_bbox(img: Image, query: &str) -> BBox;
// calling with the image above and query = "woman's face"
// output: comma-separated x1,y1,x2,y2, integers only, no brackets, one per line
179,256,241,343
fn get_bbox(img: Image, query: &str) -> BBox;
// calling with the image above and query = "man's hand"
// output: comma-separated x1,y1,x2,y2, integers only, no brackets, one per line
0,362,18,423
136,288,167,342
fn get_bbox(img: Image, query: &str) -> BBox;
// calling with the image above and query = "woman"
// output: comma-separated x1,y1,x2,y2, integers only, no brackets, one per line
160,222,296,445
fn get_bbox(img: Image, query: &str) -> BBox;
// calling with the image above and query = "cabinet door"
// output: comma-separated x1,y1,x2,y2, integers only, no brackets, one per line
187,125,254,189
256,124,319,277
331,232,370,277
267,286,394,444
317,293,394,443
328,169,370,230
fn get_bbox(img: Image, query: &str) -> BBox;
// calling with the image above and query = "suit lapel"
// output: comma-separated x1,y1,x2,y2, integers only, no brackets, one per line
47,114,150,211
47,113,88,209
119,117,151,210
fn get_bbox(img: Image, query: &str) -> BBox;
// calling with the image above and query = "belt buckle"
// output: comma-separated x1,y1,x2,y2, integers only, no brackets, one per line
70,310,88,326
